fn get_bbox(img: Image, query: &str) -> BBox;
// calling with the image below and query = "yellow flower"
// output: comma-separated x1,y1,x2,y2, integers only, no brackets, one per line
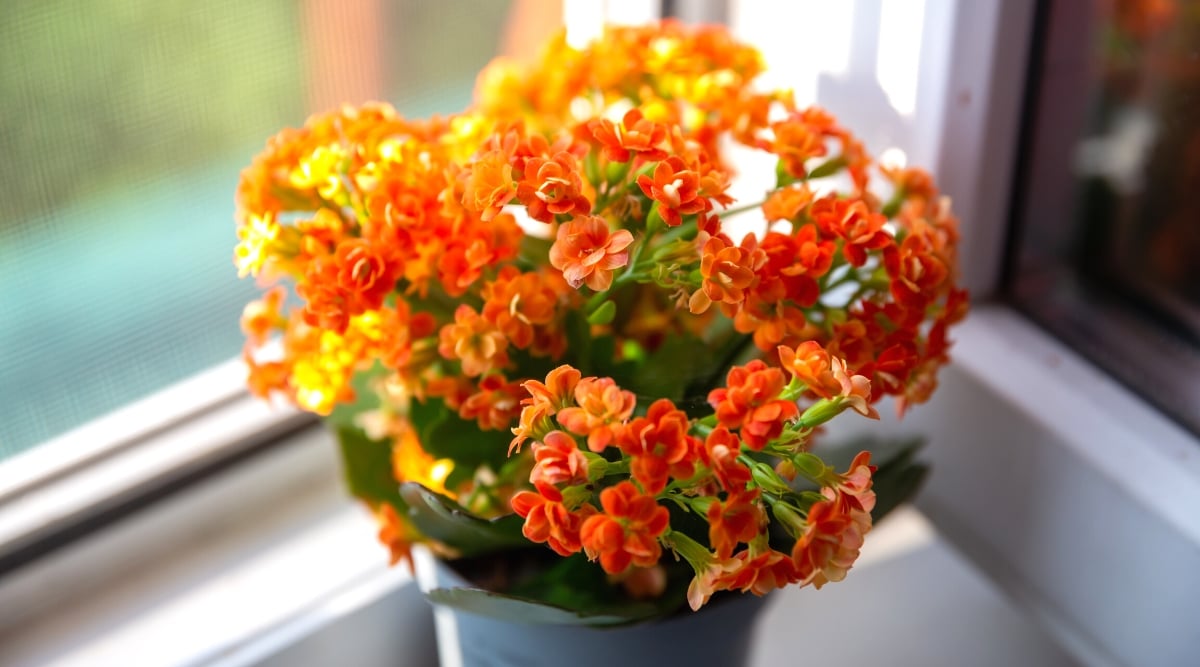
234,212,280,278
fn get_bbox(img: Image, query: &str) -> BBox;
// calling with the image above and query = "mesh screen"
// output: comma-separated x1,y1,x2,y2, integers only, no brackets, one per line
0,0,512,459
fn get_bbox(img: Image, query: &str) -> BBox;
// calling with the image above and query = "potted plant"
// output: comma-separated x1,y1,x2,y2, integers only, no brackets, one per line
234,20,967,666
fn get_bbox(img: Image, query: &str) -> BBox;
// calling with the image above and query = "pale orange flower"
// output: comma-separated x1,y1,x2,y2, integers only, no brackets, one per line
462,150,515,221
615,398,699,495
706,489,764,560
437,305,509,377
529,430,590,488
636,156,708,227
549,215,635,291
556,377,637,453
580,482,670,574
459,374,525,431
511,483,594,557
708,360,798,450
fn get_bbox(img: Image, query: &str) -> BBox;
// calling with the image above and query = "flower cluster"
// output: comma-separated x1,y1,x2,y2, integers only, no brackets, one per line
235,21,966,613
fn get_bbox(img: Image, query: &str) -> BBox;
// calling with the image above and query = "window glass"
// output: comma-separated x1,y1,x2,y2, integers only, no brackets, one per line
1009,0,1200,435
0,0,514,459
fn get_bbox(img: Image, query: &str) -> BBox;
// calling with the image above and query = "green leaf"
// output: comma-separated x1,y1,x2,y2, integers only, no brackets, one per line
400,482,527,556
336,425,403,508
587,299,617,325
412,398,510,474
807,156,847,180
425,587,642,627
427,553,692,627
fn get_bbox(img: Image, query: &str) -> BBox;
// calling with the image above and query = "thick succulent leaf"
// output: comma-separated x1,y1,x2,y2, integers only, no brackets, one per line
424,587,653,627
400,482,528,556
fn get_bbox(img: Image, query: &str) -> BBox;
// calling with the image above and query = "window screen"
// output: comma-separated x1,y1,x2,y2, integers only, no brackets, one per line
0,0,514,459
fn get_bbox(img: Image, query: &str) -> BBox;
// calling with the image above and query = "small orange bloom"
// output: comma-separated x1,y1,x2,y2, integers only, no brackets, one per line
616,398,699,494
521,364,582,413
241,286,287,347
462,150,516,221
706,489,764,560
516,152,592,223
529,430,590,488
720,548,799,597
689,234,762,314
700,425,753,493
375,503,416,570
791,496,866,589
335,239,397,311
589,109,669,163
556,376,637,452
580,481,670,574
511,483,594,557
761,185,813,222
778,342,841,399
811,196,893,267
708,360,799,450
636,156,709,227
549,215,635,291
459,374,525,431
437,305,509,377
831,451,877,520
884,235,949,309
481,267,562,350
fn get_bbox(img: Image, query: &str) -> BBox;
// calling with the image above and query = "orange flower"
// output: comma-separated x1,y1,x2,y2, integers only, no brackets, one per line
548,215,635,291
459,374,525,431
510,402,554,456
375,503,417,570
884,235,949,309
462,150,515,221
437,305,509,377
700,425,752,493
778,342,841,399
334,238,397,311
556,376,636,452
516,152,592,223
706,489,764,560
481,267,562,350
708,360,799,450
616,398,699,494
761,185,813,222
791,496,866,589
881,165,936,203
831,357,878,419
511,483,593,557
720,548,799,597
689,234,762,314
589,109,669,162
580,481,670,574
529,430,590,488
831,451,877,520
636,156,709,227
811,196,893,266
522,364,582,413
241,286,287,347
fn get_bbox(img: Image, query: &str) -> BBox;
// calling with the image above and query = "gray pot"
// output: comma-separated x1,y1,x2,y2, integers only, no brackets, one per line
413,546,771,667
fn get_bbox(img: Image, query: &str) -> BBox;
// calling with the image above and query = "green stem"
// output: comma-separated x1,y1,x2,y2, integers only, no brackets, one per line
717,199,767,218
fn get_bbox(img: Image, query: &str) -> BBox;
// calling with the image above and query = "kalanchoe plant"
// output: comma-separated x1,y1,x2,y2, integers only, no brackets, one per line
235,21,967,622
